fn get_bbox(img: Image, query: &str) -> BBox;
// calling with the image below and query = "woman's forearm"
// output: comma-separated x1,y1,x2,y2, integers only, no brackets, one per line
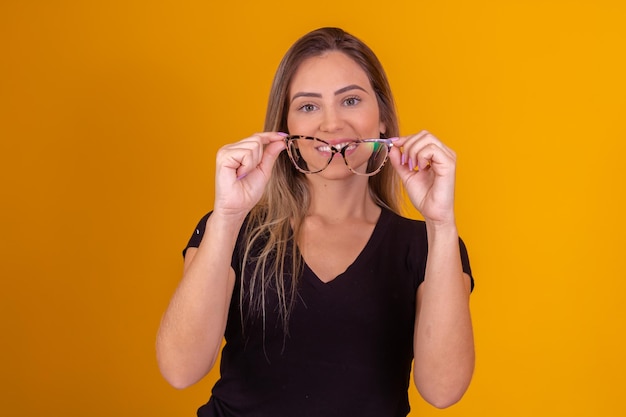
156,213,243,388
413,221,475,408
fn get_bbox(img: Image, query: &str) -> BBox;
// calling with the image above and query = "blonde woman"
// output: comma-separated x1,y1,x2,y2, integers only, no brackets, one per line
157,27,475,417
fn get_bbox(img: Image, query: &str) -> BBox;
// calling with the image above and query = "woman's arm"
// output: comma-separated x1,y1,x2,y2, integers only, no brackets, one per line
412,222,474,408
156,132,286,388
156,213,241,389
388,130,475,407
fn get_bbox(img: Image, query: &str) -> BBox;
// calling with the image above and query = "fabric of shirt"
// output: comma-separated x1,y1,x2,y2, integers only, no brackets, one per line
184,207,473,417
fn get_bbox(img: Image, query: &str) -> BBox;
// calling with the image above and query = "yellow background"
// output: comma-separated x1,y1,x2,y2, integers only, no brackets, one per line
1,1,625,416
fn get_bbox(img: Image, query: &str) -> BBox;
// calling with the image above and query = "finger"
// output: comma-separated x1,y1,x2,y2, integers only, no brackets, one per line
221,147,258,180
228,142,262,168
219,132,288,177
244,133,287,175
244,131,289,145
390,130,431,149
400,131,455,171
257,140,286,176
413,131,455,160
393,131,429,169
416,143,447,172
388,145,408,175
390,146,428,184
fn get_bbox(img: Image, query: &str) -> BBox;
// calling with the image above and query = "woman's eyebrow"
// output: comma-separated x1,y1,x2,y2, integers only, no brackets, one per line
290,84,368,103
334,84,367,96
291,92,322,102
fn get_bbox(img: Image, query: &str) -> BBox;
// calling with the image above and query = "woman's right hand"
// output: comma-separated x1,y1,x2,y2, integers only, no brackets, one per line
157,132,286,388
213,132,287,219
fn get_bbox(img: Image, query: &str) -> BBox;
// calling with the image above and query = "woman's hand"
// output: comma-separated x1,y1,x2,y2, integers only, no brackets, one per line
214,132,286,219
157,132,286,389
388,131,457,226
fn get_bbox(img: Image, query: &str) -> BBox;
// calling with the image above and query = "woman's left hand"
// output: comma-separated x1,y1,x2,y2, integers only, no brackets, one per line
388,130,457,225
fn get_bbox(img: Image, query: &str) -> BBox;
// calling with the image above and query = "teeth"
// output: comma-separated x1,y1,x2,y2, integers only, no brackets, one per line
316,142,354,152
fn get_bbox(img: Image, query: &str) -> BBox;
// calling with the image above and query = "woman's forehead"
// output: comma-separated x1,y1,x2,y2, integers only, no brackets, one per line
289,51,372,96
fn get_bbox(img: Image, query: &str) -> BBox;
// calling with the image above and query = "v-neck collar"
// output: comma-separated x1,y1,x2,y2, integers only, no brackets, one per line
302,207,392,288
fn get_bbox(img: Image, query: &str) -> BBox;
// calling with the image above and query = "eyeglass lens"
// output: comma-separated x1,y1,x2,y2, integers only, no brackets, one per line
286,137,390,176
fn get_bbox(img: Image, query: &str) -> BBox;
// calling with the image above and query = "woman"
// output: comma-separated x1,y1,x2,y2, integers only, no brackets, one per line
157,27,475,416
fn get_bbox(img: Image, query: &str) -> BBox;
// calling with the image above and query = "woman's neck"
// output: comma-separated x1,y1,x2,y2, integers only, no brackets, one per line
305,175,380,223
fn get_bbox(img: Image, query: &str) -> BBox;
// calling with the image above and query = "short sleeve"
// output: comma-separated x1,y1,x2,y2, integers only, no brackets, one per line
459,237,475,292
182,211,212,258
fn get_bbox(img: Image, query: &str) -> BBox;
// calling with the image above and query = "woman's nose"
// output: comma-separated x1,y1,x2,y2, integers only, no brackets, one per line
319,107,343,133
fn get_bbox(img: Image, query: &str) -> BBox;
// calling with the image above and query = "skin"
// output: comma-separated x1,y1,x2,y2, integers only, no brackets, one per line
287,52,387,281
156,51,474,409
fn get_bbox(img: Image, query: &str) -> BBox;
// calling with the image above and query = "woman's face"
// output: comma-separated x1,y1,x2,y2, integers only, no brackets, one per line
287,51,385,177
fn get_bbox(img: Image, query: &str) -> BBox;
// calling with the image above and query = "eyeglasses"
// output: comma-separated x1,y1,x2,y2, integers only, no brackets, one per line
284,135,393,176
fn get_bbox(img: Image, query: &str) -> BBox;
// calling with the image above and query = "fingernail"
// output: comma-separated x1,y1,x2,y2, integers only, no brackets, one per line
401,154,406,165
277,132,289,137
389,137,399,142
408,159,414,171
237,173,248,180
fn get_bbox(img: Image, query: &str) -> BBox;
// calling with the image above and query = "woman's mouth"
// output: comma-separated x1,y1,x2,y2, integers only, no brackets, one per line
316,141,357,153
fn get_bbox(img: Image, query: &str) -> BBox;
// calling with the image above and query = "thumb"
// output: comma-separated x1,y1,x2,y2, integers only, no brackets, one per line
388,146,410,179
258,140,286,175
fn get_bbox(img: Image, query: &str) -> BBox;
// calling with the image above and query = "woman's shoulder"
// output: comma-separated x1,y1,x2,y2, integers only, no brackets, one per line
376,207,428,248
380,206,426,231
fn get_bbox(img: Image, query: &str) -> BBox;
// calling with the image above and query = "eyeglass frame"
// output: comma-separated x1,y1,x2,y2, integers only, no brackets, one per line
284,135,394,176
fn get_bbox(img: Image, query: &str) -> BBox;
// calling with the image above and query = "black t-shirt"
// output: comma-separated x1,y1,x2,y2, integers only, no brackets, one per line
184,207,473,417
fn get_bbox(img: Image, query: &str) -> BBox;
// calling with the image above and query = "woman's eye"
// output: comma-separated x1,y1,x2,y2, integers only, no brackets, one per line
343,96,361,106
298,103,317,112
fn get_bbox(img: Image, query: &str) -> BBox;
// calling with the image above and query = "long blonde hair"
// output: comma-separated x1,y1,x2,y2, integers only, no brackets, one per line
241,27,402,335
